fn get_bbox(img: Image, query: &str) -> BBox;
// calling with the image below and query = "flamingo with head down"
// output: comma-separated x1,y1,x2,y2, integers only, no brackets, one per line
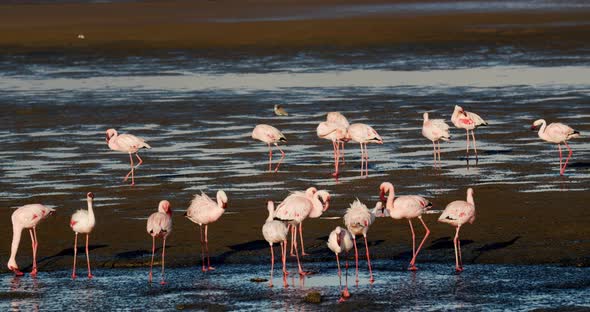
327,226,354,302
317,112,351,177
451,105,487,165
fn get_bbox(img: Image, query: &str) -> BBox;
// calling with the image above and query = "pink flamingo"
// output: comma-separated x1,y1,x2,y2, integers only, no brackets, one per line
347,123,383,177
422,112,450,167
343,199,376,283
317,113,351,177
185,190,228,272
327,112,350,164
262,201,289,287
274,188,330,275
70,192,96,279
451,105,487,164
327,226,353,302
105,128,151,186
252,124,287,172
380,182,432,271
438,188,476,272
147,200,172,284
8,204,56,276
531,119,580,175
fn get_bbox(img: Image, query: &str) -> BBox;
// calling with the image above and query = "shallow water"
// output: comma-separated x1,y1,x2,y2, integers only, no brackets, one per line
0,261,589,311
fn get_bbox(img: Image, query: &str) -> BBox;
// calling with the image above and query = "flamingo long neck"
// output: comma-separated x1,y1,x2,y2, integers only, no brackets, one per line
467,191,475,206
87,198,95,225
266,202,275,222
8,225,23,266
308,194,324,218
216,192,225,209
386,185,395,210
537,120,547,139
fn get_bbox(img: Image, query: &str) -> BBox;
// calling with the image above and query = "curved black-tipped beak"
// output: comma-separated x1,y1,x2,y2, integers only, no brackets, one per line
530,125,537,131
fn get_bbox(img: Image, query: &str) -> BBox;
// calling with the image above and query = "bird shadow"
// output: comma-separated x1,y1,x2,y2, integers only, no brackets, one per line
25,244,108,271
568,162,590,169
472,236,520,262
427,237,475,250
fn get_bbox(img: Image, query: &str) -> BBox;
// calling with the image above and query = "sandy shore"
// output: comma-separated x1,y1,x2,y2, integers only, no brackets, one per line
0,0,590,51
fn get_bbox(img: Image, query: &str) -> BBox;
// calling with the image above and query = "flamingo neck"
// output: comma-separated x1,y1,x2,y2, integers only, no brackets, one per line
386,186,395,210
8,225,23,267
467,192,475,206
537,120,547,139
87,198,95,224
266,202,275,222
308,194,324,218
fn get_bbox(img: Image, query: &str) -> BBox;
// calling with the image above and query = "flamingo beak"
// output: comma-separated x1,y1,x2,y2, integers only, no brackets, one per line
530,125,537,130
105,133,111,143
222,202,227,209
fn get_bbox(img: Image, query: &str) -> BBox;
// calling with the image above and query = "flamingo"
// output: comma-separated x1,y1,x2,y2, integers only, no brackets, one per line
105,128,151,186
252,124,287,172
438,188,476,272
327,112,350,164
185,190,228,272
8,204,56,276
274,188,330,275
262,201,289,287
380,182,433,271
422,112,450,167
147,200,172,284
347,123,383,177
274,105,289,116
531,119,580,175
70,192,96,279
343,199,376,283
451,105,487,164
327,226,353,302
317,112,351,177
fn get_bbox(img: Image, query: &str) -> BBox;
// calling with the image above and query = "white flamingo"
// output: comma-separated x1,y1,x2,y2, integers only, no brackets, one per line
105,128,151,185
8,204,55,276
438,188,476,272
422,112,450,167
347,123,383,177
70,192,96,279
451,105,487,164
262,201,289,287
185,190,228,272
327,226,354,302
252,124,287,172
317,112,351,177
343,199,376,283
147,200,172,284
531,119,580,175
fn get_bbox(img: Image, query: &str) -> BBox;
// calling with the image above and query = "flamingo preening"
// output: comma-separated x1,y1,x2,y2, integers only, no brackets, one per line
438,188,476,272
451,105,487,165
70,192,96,279
317,112,351,177
343,199,376,283
147,200,172,284
252,124,287,172
105,128,151,186
262,201,289,287
531,119,580,175
327,226,353,302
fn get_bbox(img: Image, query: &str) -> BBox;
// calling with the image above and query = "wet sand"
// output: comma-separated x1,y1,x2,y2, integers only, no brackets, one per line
1,0,590,51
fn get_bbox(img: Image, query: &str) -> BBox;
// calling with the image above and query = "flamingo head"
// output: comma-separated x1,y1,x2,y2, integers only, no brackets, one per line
454,105,467,117
217,190,228,209
423,112,429,121
87,192,94,199
531,119,544,130
105,128,117,143
316,190,330,211
335,226,342,244
158,200,172,216
267,200,274,212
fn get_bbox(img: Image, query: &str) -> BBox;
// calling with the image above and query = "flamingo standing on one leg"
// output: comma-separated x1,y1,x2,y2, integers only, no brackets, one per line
451,105,487,165
438,188,476,272
317,113,351,177
422,112,450,168
262,201,289,287
347,123,383,177
380,182,433,271
105,128,151,186
274,189,330,275
252,124,287,172
70,192,96,279
147,200,172,284
185,190,228,272
327,226,353,302
531,119,580,176
8,204,56,276
343,199,376,283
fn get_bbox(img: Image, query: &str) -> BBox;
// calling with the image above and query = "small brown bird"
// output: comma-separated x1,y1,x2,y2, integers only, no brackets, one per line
274,105,288,116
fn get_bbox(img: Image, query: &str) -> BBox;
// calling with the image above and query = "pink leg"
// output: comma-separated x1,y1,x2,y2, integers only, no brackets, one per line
454,226,463,272
471,130,478,164
289,224,296,256
299,223,308,256
364,143,370,177
274,143,285,172
457,237,462,267
269,244,275,287
437,141,442,164
123,153,135,185
340,141,346,165
558,144,563,174
199,226,206,272
336,252,347,303
281,240,288,275
292,226,307,275
160,237,167,284
562,141,573,175
359,143,364,176
149,236,155,282
205,225,215,271
352,236,359,284
432,141,437,168
465,129,470,162
343,252,350,297
72,233,78,279
332,141,340,177
409,217,430,269
135,153,143,167
363,235,374,283
267,143,273,172
86,234,93,279
408,220,417,271
30,228,38,276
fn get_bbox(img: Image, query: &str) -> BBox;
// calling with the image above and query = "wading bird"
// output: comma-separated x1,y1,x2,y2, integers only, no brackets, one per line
252,124,287,172
347,123,383,177
327,226,353,302
8,204,55,276
274,105,289,116
438,188,476,272
531,119,580,175
422,112,450,167
317,112,351,177
147,200,172,284
343,199,376,283
450,105,487,164
105,128,151,186
262,201,289,287
70,192,96,279
185,190,228,272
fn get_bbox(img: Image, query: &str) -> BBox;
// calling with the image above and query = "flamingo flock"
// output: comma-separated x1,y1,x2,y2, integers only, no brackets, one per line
6,105,582,304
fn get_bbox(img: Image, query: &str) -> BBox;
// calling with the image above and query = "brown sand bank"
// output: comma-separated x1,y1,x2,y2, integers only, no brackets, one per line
1,0,590,51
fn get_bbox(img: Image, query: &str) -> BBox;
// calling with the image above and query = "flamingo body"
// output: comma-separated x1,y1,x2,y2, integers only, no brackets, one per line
318,112,351,176
347,123,383,177
327,226,354,301
532,119,580,175
422,112,450,167
252,124,287,172
147,200,172,284
343,199,375,283
106,128,151,185
70,192,96,279
451,105,487,164
262,201,289,287
438,188,476,272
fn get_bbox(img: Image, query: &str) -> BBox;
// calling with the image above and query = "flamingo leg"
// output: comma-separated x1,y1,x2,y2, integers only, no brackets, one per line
149,236,155,282
454,226,463,272
205,225,215,271
299,223,308,256
344,252,350,295
199,225,206,272
558,144,563,174
471,130,479,164
457,237,462,267
135,153,143,168
359,143,364,176
281,240,288,275
269,243,275,287
123,153,135,185
292,225,307,275
409,217,431,270
30,228,38,276
289,224,296,256
562,141,573,175
437,141,442,164
432,141,437,167
336,253,342,293
465,129,470,163
160,237,167,284
340,141,346,165
267,143,273,172
332,140,340,177
363,235,374,283
364,143,370,177
408,220,417,271
274,143,285,172
72,233,78,279
352,236,359,284
86,234,93,279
